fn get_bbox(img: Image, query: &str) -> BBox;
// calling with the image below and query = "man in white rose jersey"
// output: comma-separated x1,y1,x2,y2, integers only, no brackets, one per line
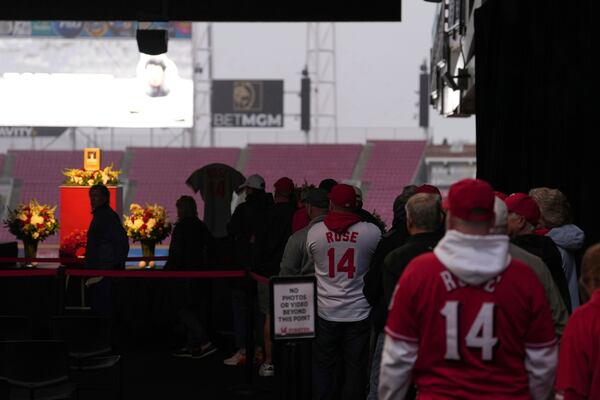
307,184,381,400
379,179,558,400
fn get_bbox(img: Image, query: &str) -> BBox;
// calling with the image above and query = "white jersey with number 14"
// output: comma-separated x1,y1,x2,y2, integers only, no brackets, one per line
307,221,381,322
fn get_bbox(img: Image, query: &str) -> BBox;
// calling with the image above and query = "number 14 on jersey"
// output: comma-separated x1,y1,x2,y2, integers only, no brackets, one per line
327,248,356,279
441,301,498,361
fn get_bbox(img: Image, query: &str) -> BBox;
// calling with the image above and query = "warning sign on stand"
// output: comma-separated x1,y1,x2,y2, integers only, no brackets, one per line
270,276,316,341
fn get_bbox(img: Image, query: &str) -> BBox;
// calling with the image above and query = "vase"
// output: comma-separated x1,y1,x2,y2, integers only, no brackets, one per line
23,239,39,267
140,240,156,268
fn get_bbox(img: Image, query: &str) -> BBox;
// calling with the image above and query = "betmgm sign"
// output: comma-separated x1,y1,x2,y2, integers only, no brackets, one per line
211,80,283,128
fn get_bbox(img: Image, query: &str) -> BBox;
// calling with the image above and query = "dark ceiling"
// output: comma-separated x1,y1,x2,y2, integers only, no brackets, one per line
0,1,402,22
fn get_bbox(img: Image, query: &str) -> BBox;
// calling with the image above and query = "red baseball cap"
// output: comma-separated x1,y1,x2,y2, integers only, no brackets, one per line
504,193,540,226
274,177,294,195
415,184,441,196
494,191,508,201
328,184,357,209
441,197,449,211
447,178,495,222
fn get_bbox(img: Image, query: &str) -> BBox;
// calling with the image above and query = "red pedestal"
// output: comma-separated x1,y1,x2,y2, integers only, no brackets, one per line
59,186,123,247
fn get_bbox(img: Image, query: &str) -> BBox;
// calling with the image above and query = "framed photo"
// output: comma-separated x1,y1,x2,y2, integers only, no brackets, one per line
84,148,100,171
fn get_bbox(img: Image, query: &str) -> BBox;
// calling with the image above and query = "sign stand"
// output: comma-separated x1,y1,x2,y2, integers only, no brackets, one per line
270,276,317,400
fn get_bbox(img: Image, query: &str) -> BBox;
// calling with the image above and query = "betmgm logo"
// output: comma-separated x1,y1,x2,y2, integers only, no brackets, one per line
212,80,283,127
233,81,262,111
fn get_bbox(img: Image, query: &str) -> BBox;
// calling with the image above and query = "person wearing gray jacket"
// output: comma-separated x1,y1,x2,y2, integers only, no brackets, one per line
279,188,329,277
530,187,585,310
547,225,584,309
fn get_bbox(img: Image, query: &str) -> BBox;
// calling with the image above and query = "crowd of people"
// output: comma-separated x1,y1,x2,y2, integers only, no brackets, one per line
83,174,600,399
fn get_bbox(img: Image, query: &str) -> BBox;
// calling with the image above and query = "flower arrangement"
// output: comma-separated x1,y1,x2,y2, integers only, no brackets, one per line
123,203,172,243
3,200,59,241
63,165,121,186
59,229,87,258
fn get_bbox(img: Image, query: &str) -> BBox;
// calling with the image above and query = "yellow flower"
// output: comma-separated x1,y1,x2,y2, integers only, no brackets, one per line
19,214,28,221
30,214,44,226
147,218,156,230
133,219,143,229
32,232,39,239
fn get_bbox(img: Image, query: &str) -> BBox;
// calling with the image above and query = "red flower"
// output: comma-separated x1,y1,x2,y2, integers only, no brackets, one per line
60,229,88,258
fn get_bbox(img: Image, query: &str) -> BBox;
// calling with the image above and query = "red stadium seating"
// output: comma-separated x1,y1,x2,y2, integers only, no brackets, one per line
127,147,240,229
244,144,362,190
361,141,427,227
0,141,427,244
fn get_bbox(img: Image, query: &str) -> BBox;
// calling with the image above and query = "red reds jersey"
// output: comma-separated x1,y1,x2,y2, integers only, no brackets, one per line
555,290,600,400
385,252,557,399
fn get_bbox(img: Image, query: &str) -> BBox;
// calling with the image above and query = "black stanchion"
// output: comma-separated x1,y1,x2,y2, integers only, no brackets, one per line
243,271,256,385
280,340,311,400
281,341,297,400
56,266,66,315
226,270,268,398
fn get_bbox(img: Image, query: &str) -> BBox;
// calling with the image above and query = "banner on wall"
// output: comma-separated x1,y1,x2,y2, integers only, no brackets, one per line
211,80,284,128
0,21,191,38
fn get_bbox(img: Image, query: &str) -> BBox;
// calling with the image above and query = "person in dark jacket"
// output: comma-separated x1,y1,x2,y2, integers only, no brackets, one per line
354,186,386,233
291,178,337,233
363,184,416,400
86,185,129,270
254,177,297,278
165,196,214,270
367,192,443,400
227,174,273,268
363,185,417,340
223,174,272,367
506,193,573,313
85,184,130,316
168,196,217,359
254,176,297,377
381,197,444,305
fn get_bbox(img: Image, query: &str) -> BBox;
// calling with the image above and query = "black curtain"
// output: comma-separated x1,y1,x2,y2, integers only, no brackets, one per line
475,0,598,245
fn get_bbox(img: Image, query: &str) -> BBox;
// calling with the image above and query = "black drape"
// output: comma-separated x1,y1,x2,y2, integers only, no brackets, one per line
475,0,597,245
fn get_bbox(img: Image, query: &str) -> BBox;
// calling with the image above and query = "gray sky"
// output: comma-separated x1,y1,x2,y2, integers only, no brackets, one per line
212,2,475,144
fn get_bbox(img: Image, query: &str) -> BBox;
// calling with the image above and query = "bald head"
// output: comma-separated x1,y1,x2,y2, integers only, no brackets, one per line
405,193,442,233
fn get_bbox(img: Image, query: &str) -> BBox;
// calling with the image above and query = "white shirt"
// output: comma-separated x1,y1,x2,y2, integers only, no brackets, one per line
307,220,381,322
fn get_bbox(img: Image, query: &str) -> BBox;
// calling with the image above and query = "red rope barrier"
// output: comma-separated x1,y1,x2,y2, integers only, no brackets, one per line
0,257,81,263
0,269,58,277
0,256,169,263
64,269,246,279
0,262,270,282
250,272,270,285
